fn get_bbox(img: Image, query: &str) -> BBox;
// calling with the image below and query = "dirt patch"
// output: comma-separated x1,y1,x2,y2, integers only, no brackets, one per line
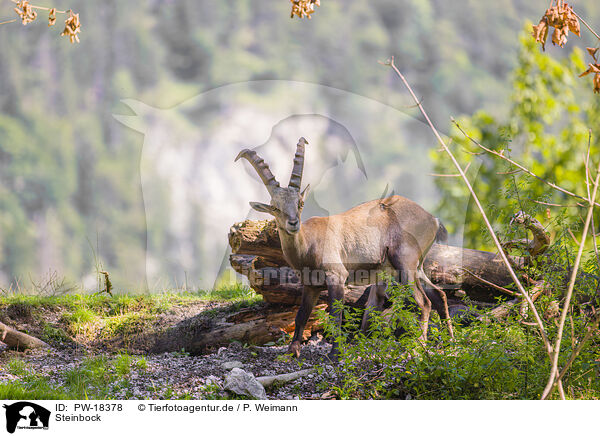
0,336,338,400
0,298,340,399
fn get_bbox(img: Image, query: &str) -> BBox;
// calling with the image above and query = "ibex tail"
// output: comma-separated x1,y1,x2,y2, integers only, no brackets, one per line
435,219,448,244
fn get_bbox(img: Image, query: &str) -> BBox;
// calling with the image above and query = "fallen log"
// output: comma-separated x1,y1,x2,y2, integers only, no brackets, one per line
0,321,50,350
229,219,526,304
150,303,325,354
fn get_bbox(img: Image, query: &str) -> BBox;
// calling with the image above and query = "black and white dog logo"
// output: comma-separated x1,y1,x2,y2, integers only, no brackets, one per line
3,402,50,434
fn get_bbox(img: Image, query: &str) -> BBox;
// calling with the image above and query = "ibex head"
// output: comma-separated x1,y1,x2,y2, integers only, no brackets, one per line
236,137,310,235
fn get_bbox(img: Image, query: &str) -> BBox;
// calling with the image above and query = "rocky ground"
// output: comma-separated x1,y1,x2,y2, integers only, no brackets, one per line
0,297,341,400
0,336,338,400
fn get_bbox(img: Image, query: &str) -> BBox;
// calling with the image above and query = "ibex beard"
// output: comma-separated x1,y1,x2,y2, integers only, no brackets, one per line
236,137,453,361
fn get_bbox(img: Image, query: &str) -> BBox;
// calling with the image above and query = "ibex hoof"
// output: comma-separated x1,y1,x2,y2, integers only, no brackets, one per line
288,341,301,358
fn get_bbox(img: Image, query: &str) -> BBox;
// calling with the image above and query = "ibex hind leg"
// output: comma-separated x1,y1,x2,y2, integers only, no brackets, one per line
417,229,454,339
418,268,454,339
387,251,432,343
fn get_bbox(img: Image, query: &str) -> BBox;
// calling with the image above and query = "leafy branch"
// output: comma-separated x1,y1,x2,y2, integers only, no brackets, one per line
540,149,600,399
379,56,600,399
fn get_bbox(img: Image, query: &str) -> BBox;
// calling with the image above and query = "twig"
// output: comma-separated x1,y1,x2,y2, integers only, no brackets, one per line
497,169,523,175
10,0,69,14
554,312,600,388
452,121,599,208
384,56,553,355
0,18,17,25
532,199,582,208
584,130,600,272
567,228,580,246
573,11,600,42
429,161,472,178
541,154,600,400
461,268,519,297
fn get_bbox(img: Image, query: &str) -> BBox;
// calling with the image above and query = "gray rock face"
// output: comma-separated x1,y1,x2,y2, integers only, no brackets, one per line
224,368,267,400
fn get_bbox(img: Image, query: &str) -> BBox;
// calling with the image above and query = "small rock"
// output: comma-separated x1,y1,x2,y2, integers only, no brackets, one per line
307,333,326,345
222,360,244,370
224,368,267,400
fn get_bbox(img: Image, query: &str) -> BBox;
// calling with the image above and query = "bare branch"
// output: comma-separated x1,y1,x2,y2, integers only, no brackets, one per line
384,57,553,356
573,11,600,42
429,161,472,178
541,154,600,400
461,268,519,297
452,120,599,208
532,199,582,208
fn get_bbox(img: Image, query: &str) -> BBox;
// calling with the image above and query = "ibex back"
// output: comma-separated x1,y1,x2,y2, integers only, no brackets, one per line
236,137,453,360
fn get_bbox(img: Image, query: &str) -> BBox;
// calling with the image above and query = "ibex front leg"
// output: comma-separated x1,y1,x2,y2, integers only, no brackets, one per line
288,286,321,358
325,272,347,362
360,282,388,333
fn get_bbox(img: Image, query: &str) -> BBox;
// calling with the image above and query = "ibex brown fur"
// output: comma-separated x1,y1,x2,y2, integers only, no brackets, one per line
236,138,453,360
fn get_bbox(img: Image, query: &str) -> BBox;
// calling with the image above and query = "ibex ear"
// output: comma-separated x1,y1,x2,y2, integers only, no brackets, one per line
250,202,278,215
300,184,310,200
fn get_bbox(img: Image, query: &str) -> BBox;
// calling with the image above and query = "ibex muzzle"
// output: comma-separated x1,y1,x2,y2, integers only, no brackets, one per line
236,137,453,360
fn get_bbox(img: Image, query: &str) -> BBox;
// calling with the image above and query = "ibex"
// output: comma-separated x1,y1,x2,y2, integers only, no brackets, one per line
236,137,453,359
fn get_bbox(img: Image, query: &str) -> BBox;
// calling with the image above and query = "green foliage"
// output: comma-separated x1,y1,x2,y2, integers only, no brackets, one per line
431,27,600,249
41,323,72,343
1,352,148,400
1,0,599,290
61,307,99,332
0,379,70,400
320,280,600,399
6,358,29,377
0,286,259,346
0,286,256,316
103,312,152,337
196,283,259,302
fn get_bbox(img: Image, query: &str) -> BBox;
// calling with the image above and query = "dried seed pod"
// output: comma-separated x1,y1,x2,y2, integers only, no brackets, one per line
48,8,56,27
290,0,320,19
61,11,81,43
532,1,580,50
14,1,38,25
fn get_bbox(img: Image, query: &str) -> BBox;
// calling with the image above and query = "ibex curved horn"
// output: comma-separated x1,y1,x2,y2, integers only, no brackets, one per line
235,149,280,194
288,137,308,190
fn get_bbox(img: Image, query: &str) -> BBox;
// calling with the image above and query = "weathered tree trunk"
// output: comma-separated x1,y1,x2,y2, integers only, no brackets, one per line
150,303,325,355
229,219,525,304
150,218,597,354
0,321,50,350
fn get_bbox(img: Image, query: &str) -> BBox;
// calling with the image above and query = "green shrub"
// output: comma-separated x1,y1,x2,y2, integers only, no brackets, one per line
320,281,600,400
